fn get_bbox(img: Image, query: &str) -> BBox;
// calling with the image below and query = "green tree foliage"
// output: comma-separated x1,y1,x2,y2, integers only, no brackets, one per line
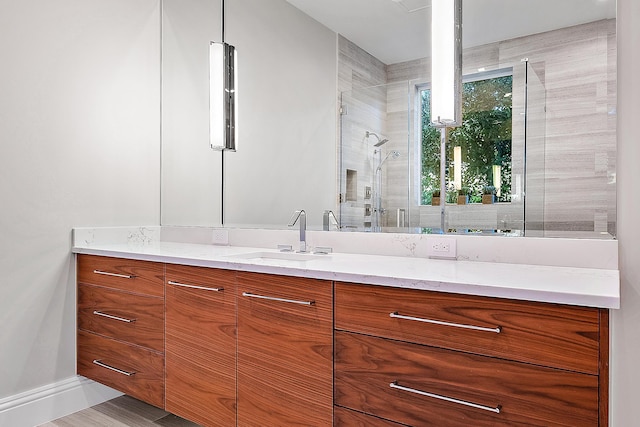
421,75,513,204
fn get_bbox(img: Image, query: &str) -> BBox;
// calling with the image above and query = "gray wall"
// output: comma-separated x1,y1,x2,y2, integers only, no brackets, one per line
612,0,640,423
223,0,337,229
161,0,224,226
0,0,161,398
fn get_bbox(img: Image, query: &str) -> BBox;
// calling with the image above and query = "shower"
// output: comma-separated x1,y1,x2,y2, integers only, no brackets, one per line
376,150,401,171
366,131,389,147
372,149,401,232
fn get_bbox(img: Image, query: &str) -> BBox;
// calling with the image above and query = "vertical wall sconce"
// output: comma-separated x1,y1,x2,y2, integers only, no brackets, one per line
431,0,462,233
453,146,462,190
210,0,237,151
430,0,462,128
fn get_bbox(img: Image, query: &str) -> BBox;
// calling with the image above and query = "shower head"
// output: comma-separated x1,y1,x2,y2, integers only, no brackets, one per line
374,138,390,147
376,150,401,171
366,131,389,147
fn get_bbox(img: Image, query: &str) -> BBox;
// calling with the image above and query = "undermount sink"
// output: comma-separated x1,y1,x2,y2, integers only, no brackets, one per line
226,251,327,262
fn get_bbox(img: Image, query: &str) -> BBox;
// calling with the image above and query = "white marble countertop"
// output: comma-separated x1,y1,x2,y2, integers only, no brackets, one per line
72,240,620,309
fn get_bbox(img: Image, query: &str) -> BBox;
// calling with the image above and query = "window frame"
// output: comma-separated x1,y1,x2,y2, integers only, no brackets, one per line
416,67,514,206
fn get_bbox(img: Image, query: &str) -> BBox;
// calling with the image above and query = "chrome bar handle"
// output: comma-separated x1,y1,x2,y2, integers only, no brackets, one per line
93,360,136,376
390,312,501,334
242,292,314,306
390,381,501,414
168,281,223,292
93,270,134,279
93,311,136,323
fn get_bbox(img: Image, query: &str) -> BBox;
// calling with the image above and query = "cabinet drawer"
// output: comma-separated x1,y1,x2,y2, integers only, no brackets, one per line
237,272,333,331
334,406,405,426
77,254,164,297
335,331,598,427
78,284,164,352
335,282,601,374
77,330,164,408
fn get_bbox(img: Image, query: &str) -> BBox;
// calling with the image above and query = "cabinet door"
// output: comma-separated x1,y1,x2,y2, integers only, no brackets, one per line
237,272,333,427
165,265,237,427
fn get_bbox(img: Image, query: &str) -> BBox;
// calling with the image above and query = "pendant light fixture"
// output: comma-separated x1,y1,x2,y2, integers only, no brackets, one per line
210,0,237,151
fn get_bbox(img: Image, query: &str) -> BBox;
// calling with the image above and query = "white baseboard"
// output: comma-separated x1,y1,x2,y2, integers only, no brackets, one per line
0,376,122,427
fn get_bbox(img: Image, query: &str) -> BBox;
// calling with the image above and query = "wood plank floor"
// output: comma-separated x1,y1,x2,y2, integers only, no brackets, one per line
39,395,200,427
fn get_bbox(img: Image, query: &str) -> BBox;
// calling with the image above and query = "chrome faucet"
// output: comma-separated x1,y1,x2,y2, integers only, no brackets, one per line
323,210,340,231
287,209,307,253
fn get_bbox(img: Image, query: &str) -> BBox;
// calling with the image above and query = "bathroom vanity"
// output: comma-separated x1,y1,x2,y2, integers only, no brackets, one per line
73,231,618,426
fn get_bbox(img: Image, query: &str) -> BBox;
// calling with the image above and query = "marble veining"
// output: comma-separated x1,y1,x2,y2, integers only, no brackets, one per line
127,226,158,245
73,226,160,246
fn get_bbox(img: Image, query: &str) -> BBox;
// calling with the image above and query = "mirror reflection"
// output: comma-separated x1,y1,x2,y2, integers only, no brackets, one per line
161,0,617,239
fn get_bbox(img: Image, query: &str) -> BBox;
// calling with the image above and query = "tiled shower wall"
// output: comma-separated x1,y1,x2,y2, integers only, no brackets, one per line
339,19,617,237
338,35,388,231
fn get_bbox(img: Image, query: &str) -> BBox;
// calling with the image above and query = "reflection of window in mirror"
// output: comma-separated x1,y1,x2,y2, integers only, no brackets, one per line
419,70,513,205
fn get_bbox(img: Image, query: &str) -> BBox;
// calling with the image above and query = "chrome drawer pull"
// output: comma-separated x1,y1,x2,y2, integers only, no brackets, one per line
242,292,314,306
390,312,501,334
167,281,223,292
93,311,136,323
390,381,501,414
93,360,136,376
93,270,134,279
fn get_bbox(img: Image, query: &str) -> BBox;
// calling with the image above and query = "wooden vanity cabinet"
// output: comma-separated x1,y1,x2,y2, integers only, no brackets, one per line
77,253,611,426
164,265,237,427
236,272,333,426
334,282,609,426
76,255,165,408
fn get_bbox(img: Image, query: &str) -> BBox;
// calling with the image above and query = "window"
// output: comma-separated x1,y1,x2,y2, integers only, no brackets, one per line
420,72,513,204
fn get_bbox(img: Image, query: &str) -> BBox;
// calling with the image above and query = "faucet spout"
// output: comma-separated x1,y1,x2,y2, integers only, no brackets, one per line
287,209,307,253
323,210,340,231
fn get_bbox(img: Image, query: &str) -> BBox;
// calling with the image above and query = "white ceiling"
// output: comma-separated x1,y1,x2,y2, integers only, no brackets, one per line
286,0,616,65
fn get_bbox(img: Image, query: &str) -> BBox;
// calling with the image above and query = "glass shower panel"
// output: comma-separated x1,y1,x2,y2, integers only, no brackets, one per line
523,61,547,237
338,64,557,238
339,83,410,232
523,34,616,239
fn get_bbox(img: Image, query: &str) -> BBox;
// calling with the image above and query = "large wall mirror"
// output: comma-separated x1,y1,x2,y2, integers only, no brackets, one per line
161,0,617,239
